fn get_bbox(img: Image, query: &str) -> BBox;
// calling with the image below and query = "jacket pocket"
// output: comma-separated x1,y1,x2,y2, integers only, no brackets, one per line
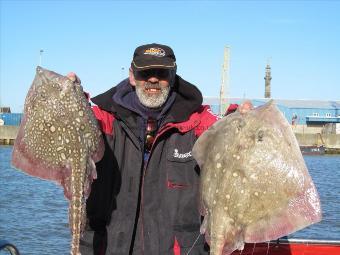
166,146,197,189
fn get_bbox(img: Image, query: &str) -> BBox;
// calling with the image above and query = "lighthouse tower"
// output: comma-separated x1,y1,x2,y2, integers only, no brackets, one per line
264,63,272,98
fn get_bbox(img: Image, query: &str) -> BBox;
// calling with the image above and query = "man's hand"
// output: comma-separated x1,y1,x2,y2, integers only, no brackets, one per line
67,72,81,84
67,72,90,100
238,100,253,114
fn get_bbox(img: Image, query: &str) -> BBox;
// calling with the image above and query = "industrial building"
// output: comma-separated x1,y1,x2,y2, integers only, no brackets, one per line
0,113,23,126
204,97,340,134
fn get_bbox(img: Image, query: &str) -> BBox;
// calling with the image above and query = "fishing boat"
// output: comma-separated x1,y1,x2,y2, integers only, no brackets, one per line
300,133,326,155
300,145,325,155
231,238,340,255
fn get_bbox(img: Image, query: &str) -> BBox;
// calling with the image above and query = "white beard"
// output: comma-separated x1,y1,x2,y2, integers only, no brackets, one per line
135,83,170,108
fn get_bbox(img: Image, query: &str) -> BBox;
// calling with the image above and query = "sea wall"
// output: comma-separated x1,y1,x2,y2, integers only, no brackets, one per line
1,125,340,149
295,133,340,149
0,126,19,145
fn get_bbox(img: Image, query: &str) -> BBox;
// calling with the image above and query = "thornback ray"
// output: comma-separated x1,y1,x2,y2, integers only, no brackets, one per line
192,100,322,255
11,66,104,255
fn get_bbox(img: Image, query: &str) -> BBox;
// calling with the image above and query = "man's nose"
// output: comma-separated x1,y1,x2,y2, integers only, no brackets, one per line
148,76,159,83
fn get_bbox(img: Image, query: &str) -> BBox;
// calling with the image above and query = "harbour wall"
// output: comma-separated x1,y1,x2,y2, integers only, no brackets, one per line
295,133,340,148
0,126,19,145
1,125,340,149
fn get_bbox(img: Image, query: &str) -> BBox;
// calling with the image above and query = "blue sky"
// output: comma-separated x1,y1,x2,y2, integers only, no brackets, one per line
1,0,339,112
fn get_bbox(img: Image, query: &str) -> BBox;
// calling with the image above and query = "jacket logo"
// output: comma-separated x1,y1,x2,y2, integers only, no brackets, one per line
173,149,192,159
144,47,166,57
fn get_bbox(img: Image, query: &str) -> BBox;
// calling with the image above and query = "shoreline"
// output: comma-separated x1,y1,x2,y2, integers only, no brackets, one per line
1,127,339,154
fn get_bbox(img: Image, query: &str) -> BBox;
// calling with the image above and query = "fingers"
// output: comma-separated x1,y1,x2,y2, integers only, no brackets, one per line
67,72,81,84
238,100,253,114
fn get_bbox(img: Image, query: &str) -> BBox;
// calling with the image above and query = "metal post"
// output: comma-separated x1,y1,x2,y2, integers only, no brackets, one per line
219,46,230,116
39,49,44,66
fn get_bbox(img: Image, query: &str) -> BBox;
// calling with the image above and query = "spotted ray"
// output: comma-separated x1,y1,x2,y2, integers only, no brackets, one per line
192,100,322,255
12,67,104,255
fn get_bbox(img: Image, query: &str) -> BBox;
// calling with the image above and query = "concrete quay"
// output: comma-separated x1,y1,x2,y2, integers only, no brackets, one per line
295,133,340,149
0,126,19,145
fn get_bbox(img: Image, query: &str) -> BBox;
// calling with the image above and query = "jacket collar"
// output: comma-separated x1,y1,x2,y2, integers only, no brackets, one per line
91,75,203,125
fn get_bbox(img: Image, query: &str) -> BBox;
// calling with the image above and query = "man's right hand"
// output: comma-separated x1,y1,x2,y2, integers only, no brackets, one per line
238,100,253,114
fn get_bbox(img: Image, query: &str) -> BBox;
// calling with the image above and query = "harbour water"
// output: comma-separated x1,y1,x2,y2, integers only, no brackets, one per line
0,145,339,254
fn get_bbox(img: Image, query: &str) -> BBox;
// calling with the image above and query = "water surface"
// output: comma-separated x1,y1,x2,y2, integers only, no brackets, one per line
0,146,339,254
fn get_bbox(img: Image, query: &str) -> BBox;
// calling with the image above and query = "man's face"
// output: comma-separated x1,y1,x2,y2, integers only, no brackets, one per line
129,68,173,108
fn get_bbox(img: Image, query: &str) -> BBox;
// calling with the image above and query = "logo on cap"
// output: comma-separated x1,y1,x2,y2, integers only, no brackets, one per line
144,47,166,57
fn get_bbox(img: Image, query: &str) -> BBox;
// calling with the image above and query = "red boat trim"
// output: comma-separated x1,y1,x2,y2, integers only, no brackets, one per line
230,238,340,255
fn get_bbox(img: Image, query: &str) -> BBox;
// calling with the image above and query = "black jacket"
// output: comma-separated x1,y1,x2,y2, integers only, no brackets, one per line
80,76,218,255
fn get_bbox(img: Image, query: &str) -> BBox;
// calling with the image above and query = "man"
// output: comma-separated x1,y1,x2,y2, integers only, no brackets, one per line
77,43,219,255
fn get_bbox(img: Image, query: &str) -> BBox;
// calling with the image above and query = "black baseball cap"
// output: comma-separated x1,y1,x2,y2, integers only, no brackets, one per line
131,43,176,71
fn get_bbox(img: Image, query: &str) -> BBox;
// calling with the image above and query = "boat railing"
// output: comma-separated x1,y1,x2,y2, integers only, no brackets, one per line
0,240,20,255
272,237,340,245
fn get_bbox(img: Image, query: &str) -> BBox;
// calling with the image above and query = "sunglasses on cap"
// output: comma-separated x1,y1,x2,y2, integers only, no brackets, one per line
134,69,171,81
145,118,157,152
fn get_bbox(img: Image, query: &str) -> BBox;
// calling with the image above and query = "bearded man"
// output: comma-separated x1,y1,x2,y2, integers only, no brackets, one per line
78,43,218,255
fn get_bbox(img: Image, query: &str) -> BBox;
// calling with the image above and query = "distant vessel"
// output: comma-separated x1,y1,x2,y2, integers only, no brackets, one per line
300,145,325,155
300,133,325,155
